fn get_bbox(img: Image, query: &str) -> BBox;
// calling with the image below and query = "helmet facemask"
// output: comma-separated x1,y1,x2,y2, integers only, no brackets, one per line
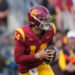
33,16,52,31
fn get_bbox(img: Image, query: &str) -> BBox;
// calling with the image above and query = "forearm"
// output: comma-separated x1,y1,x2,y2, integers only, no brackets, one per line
14,54,35,64
14,41,36,64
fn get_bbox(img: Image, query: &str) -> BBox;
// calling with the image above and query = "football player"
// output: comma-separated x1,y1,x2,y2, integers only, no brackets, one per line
14,6,56,75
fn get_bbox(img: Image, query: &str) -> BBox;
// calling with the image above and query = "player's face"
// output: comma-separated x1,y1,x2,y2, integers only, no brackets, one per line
39,18,51,30
56,39,63,49
68,38,75,48
31,26,43,35
42,19,49,26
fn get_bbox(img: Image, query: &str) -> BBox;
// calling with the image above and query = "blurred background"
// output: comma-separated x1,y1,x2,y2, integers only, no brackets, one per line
0,0,75,75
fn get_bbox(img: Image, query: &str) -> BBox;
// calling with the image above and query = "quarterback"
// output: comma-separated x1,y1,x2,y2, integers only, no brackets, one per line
14,6,56,75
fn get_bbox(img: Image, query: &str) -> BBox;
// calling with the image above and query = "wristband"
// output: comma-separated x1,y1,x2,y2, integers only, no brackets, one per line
36,53,40,58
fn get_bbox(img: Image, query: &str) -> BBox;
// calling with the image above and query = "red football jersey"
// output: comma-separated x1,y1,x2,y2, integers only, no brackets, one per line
14,24,56,73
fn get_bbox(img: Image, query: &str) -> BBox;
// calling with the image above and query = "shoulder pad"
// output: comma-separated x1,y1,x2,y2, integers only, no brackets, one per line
51,23,56,35
15,28,25,41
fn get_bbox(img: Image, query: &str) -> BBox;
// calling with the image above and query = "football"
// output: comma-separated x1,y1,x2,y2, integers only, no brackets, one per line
43,45,57,64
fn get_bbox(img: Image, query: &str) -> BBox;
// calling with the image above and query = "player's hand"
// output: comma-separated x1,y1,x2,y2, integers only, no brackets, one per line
35,48,55,60
66,64,75,72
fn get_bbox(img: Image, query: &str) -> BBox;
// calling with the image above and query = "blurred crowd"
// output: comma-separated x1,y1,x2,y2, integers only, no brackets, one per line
0,0,75,75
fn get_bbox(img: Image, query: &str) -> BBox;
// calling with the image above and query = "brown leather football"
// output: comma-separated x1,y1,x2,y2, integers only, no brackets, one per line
43,45,57,64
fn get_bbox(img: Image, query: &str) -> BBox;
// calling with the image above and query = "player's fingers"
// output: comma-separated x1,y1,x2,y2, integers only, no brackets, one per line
46,49,54,51
46,50,55,53
46,52,54,55
45,57,53,61
45,54,54,58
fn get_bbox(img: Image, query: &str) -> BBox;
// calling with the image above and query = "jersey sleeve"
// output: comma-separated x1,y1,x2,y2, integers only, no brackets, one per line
14,28,35,64
51,23,56,36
